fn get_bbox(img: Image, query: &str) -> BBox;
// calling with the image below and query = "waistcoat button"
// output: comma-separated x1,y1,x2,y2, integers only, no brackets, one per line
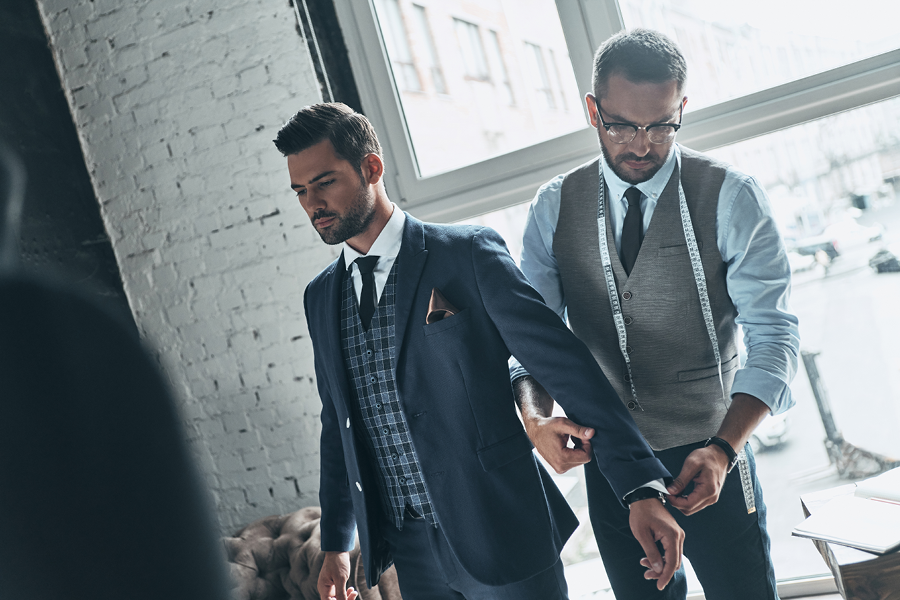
622,291,632,300
623,316,633,325
627,401,636,410
624,373,631,382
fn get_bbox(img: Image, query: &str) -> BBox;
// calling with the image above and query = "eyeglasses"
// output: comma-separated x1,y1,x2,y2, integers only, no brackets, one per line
592,96,683,145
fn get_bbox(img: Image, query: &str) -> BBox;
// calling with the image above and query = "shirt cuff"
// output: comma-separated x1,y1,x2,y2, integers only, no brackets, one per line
623,478,668,500
509,356,529,383
731,366,795,415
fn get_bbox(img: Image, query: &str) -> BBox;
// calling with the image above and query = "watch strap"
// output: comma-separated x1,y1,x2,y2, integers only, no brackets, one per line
623,486,666,508
705,436,739,472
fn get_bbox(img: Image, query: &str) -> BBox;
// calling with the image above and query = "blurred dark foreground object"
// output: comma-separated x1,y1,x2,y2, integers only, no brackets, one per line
0,273,232,600
0,142,230,599
224,507,402,600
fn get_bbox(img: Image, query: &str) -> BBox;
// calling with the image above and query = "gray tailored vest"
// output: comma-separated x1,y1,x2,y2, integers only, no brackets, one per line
554,148,739,450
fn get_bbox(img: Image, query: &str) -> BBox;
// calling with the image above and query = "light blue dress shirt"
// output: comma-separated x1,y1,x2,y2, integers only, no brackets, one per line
511,144,800,416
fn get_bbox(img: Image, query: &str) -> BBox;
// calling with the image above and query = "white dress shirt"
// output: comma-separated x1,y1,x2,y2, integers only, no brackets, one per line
342,204,406,304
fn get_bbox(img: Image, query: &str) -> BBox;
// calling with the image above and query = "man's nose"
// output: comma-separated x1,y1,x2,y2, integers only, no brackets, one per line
627,129,652,156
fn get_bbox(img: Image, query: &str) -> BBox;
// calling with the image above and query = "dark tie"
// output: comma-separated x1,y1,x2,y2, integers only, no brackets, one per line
620,187,643,276
354,255,380,330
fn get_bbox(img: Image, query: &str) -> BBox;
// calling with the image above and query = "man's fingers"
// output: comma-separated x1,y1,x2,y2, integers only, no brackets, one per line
632,522,664,576
347,587,358,600
666,460,699,496
549,417,594,440
655,532,681,590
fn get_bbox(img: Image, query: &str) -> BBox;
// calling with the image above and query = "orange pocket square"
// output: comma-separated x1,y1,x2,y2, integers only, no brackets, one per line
426,288,459,324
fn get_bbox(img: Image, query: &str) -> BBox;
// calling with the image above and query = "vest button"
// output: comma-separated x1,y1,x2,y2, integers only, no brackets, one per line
627,401,636,410
382,426,390,435
391,452,399,460
399,476,406,484
622,291,632,300
624,373,631,382
626,345,633,354
623,316,633,325
375,402,383,409
366,349,373,357
370,376,377,383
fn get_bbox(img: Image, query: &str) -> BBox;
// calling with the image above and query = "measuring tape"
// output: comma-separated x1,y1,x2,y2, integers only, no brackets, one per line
596,158,756,513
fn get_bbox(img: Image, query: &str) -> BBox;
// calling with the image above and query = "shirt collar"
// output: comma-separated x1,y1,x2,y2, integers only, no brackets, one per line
343,203,406,269
600,143,680,206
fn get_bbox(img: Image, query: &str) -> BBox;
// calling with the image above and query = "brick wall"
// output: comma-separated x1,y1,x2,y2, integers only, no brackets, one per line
35,0,338,532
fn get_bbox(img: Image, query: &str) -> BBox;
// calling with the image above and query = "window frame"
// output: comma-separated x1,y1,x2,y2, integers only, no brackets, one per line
333,0,900,223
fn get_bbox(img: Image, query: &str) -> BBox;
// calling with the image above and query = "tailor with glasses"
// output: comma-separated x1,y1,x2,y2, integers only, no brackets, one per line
511,28,799,600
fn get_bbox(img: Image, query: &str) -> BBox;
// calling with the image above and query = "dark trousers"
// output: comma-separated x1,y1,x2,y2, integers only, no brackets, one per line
585,441,778,600
380,508,568,599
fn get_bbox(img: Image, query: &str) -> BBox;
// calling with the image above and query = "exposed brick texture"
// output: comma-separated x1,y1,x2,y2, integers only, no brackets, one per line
35,0,339,532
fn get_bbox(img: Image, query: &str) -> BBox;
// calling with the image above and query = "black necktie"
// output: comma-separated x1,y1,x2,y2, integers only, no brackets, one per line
620,187,643,276
354,256,380,330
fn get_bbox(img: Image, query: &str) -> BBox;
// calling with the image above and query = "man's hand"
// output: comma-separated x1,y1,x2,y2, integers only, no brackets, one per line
317,551,359,600
665,446,730,516
628,498,684,590
513,375,594,474
524,415,594,474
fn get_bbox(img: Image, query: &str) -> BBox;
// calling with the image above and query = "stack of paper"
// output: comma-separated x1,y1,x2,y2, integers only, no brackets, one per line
792,467,900,555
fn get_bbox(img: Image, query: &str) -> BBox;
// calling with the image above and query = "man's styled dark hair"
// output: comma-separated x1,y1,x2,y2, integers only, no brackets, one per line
273,103,382,174
592,28,687,98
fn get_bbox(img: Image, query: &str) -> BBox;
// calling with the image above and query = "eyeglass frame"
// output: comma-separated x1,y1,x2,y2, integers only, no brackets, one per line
588,93,684,145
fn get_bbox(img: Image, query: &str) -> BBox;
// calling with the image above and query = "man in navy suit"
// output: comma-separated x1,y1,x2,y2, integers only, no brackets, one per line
274,103,683,600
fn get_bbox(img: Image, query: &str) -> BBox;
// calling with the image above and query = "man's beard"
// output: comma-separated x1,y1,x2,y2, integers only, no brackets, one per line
598,133,666,185
312,183,377,245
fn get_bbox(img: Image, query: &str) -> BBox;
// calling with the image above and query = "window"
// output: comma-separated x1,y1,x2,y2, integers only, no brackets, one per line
485,30,514,106
373,0,422,92
454,19,490,81
525,42,557,110
333,0,900,222
547,48,570,112
412,5,446,94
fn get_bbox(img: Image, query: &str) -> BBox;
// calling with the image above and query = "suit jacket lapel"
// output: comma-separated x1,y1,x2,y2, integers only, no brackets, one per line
392,214,428,364
322,251,354,412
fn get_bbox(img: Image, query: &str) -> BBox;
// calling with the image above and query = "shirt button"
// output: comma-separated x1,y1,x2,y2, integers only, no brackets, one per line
356,482,362,491
627,401,636,410
623,316,633,325
622,291,632,300
382,426,390,435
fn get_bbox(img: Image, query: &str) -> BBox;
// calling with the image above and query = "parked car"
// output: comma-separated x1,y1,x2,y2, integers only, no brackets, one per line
786,218,884,263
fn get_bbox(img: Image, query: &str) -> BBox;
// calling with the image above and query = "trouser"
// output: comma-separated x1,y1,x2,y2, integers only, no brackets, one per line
585,440,778,600
379,507,568,599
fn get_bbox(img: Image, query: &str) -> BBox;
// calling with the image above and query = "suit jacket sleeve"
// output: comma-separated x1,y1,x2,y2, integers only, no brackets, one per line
470,227,670,500
304,286,356,552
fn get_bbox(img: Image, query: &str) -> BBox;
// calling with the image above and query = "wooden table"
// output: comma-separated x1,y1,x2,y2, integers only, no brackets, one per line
801,484,900,599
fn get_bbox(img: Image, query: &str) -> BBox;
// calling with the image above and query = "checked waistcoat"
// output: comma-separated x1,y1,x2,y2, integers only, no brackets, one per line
339,260,437,529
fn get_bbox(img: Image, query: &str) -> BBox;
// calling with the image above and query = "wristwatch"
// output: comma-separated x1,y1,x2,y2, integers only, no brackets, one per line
623,486,666,509
704,436,739,472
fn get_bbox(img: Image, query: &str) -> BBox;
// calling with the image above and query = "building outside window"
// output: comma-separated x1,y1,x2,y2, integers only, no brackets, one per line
486,29,515,106
454,18,491,81
373,0,422,92
412,4,447,94
525,41,557,110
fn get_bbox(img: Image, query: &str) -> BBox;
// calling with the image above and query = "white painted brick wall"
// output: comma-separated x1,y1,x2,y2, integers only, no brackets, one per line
36,0,341,532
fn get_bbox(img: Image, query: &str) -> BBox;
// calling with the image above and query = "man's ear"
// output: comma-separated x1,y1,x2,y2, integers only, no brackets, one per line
360,153,384,185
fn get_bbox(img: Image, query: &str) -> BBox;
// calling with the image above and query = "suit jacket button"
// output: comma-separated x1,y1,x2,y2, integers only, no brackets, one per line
346,418,350,428
356,482,362,491
627,401,636,410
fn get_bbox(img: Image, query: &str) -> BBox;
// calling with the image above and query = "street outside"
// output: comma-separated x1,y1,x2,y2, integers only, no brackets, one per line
559,196,900,597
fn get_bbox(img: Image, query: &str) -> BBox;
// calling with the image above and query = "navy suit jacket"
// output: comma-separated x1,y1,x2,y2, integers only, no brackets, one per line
304,214,669,587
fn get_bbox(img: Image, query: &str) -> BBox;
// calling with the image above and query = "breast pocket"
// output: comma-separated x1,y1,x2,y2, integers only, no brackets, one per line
422,307,471,336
